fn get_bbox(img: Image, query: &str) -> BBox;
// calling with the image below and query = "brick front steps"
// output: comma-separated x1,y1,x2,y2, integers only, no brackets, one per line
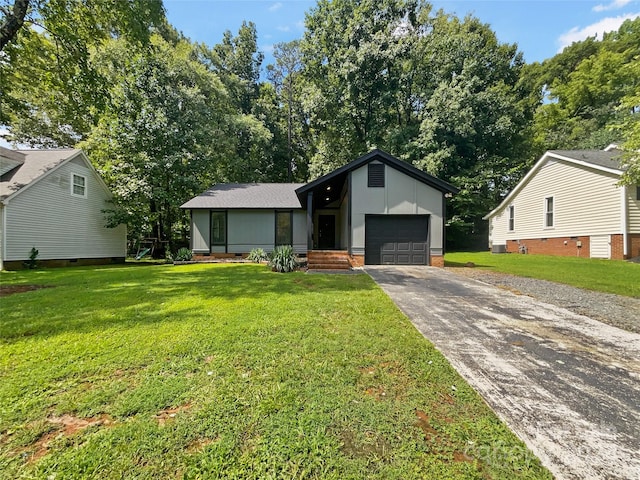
307,250,351,270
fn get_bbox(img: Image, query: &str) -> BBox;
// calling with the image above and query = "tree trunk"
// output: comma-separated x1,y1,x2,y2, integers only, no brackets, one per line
0,0,30,51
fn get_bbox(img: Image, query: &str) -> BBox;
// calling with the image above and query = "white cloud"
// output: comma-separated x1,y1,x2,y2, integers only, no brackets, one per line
268,2,283,12
557,12,640,51
261,44,275,54
276,25,291,32
295,20,305,31
593,0,632,12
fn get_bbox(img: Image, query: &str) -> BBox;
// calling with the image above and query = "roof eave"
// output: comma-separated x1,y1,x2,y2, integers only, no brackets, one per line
295,149,459,204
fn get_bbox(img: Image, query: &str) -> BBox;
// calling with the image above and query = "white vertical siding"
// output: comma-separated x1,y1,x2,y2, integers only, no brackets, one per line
291,210,307,254
628,186,640,233
350,162,444,255
495,159,622,241
4,158,126,261
227,209,306,254
191,210,210,253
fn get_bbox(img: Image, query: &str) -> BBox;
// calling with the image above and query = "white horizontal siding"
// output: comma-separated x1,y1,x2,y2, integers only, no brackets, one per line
490,208,509,246
590,235,611,258
4,158,126,261
628,186,640,233
500,159,622,240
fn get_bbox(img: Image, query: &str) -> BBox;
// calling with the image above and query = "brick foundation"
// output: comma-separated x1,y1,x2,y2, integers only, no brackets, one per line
629,234,640,259
348,255,365,267
611,234,624,260
430,255,444,268
2,257,125,271
193,253,244,261
503,234,640,260
506,237,590,258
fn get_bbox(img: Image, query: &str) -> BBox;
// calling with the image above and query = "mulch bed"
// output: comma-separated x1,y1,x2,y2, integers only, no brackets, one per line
0,284,53,297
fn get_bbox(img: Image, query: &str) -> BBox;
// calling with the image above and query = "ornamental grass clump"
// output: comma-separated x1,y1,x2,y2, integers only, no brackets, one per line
173,247,193,261
247,248,269,263
269,245,298,272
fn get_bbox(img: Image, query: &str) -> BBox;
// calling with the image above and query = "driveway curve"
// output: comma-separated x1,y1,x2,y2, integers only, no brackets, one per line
366,266,640,480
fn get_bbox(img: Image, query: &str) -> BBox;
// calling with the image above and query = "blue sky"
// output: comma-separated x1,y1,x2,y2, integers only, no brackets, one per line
164,0,640,66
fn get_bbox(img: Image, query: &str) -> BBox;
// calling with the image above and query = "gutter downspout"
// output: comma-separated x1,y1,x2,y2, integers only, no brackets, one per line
621,185,629,258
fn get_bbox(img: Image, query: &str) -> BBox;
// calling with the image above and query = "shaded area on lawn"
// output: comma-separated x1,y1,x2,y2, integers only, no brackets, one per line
0,263,551,479
0,264,376,341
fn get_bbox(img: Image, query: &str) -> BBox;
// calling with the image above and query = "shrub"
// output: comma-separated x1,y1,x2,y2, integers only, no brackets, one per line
247,248,269,263
174,247,193,262
269,245,298,273
24,247,39,269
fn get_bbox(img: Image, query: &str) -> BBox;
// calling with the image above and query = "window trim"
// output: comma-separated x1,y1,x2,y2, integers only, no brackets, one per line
508,205,515,232
367,162,385,188
544,196,554,229
275,210,293,247
210,210,227,247
70,173,87,198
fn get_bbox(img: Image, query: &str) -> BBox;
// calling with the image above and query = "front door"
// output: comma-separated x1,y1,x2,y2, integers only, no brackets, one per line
318,215,336,249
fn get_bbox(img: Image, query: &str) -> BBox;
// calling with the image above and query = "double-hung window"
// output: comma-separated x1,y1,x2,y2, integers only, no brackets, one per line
508,205,515,231
544,196,554,228
71,173,86,198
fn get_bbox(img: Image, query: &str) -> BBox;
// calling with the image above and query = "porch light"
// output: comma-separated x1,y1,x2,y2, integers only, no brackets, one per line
326,186,331,191
325,197,330,201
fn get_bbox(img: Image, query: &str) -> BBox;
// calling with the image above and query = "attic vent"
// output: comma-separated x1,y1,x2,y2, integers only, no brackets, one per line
368,163,385,187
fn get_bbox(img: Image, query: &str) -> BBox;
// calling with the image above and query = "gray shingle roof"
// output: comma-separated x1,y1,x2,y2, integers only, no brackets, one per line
1,149,81,201
549,149,625,172
181,183,306,209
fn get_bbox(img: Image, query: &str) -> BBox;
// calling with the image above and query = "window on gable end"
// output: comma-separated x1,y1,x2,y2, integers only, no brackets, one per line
508,205,514,231
71,173,86,197
544,196,554,228
368,163,385,187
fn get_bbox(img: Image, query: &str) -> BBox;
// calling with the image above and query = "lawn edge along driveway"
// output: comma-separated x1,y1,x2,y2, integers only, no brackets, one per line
366,265,640,480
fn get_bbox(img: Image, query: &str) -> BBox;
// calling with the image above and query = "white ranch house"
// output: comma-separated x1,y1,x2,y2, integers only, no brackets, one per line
484,148,640,260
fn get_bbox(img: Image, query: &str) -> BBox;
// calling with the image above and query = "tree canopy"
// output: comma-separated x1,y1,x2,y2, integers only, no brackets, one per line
2,0,639,252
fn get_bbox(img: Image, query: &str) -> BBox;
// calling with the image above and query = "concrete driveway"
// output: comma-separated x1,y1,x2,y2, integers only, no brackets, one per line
366,266,640,480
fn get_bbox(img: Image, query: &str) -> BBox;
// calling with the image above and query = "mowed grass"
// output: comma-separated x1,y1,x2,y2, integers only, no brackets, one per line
0,264,551,479
446,251,640,298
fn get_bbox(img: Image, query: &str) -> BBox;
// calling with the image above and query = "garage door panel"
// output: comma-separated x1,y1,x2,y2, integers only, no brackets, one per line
397,242,411,252
365,215,429,265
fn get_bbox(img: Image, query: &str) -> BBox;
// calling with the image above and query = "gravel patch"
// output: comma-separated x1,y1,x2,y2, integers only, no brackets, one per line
446,268,640,334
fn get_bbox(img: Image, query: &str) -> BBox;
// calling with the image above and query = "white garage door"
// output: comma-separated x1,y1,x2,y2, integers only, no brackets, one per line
590,235,611,259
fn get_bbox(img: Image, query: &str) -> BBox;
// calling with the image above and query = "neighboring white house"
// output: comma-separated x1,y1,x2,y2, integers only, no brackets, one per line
181,149,458,268
484,148,640,260
0,147,126,270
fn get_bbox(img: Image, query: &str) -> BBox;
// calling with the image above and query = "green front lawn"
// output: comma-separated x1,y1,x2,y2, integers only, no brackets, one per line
0,264,550,479
446,251,640,298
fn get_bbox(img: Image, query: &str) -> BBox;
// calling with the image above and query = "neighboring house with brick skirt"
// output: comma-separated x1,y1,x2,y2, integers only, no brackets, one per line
484,148,640,260
0,147,127,270
182,149,458,268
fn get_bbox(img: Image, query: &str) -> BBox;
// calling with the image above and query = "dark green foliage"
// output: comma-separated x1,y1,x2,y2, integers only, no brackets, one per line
268,245,298,273
174,247,193,262
23,247,38,269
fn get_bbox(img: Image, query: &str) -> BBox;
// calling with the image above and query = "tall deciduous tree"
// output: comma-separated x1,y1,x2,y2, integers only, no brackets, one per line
302,0,531,245
81,35,236,253
0,0,165,143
